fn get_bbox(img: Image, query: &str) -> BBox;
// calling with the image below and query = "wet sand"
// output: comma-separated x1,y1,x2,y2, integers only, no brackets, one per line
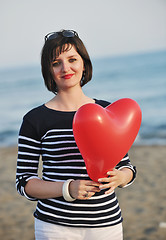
0,145,166,240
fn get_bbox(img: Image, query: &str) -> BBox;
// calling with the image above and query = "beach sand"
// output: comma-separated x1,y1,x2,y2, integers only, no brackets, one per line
0,145,166,240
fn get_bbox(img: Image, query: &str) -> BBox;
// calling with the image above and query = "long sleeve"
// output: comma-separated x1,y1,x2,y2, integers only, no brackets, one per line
16,117,42,201
115,153,137,187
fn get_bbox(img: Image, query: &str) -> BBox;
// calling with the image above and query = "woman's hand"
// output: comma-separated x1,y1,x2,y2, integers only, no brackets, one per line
69,180,101,200
98,168,133,194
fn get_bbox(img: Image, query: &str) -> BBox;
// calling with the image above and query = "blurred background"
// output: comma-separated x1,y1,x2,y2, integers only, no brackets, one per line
0,0,166,147
0,0,166,239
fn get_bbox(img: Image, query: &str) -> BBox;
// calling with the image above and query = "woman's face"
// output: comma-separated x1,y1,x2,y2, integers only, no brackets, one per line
51,45,84,92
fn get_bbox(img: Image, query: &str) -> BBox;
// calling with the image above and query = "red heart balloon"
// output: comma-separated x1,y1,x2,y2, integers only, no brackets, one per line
73,98,142,182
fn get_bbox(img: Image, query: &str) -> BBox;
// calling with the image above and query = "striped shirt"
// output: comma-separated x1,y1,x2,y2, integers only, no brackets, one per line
16,99,136,228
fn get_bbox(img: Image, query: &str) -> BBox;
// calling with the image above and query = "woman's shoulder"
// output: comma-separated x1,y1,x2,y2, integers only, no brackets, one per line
95,99,111,107
23,104,46,120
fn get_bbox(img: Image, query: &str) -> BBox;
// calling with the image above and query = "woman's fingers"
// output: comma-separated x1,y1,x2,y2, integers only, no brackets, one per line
98,169,122,194
69,180,100,199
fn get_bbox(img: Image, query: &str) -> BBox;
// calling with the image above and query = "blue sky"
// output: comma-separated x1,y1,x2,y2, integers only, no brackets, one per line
1,0,166,68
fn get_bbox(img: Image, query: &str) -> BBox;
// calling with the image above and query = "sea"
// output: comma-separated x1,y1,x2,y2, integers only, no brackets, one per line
0,50,166,147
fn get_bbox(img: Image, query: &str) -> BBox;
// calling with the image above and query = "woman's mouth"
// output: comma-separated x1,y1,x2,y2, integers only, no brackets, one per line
62,74,74,79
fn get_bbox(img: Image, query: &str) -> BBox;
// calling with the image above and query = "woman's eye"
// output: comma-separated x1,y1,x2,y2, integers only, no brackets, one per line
69,58,77,63
52,61,61,67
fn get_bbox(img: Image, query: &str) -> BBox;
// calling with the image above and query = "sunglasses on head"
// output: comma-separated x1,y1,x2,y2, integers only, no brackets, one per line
45,30,79,42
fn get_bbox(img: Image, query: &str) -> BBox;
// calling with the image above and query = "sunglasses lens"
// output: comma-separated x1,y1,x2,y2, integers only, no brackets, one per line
63,30,75,37
46,32,59,41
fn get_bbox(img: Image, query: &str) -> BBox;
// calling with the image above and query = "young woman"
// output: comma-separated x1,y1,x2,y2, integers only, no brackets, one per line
16,30,136,240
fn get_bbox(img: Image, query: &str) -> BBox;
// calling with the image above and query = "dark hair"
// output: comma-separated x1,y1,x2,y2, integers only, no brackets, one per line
41,30,92,94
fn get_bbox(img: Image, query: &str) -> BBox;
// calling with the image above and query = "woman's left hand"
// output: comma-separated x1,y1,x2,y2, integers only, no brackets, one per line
98,168,133,194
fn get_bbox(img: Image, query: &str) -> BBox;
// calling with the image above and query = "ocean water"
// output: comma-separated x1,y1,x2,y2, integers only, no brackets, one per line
0,50,166,147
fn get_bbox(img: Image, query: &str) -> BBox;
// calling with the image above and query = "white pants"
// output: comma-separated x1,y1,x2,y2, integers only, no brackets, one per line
35,218,123,240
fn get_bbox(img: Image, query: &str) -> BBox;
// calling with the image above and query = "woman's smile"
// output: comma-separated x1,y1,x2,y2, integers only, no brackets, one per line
62,74,74,79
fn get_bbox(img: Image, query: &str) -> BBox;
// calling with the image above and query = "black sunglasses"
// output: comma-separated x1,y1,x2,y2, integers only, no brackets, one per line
45,30,79,42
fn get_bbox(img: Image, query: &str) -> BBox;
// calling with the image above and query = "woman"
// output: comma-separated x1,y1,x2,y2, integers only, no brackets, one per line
16,29,136,240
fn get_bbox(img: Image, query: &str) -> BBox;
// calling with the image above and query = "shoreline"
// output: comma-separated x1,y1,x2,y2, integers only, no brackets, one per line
0,145,166,240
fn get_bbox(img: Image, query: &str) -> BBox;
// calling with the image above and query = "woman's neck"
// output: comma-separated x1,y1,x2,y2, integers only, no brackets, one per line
46,88,95,112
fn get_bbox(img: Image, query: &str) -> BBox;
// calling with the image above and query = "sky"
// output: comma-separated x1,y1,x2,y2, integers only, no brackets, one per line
0,0,166,69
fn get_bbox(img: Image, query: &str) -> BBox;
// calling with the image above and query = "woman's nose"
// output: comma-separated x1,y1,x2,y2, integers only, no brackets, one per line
61,61,70,72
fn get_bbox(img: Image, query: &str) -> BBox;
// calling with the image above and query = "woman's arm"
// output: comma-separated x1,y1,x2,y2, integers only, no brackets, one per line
17,115,100,201
25,178,100,200
98,167,133,194
98,153,136,194
25,179,64,199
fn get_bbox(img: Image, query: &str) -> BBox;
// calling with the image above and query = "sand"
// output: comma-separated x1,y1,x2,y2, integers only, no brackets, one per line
0,145,166,240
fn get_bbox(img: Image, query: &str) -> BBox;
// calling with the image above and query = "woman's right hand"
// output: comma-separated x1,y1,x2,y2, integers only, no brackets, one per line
69,180,101,200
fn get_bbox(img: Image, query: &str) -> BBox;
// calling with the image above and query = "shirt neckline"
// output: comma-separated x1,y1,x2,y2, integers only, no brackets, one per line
43,99,97,113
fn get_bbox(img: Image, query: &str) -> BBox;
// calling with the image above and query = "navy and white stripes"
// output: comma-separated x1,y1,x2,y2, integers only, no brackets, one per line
16,100,136,228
